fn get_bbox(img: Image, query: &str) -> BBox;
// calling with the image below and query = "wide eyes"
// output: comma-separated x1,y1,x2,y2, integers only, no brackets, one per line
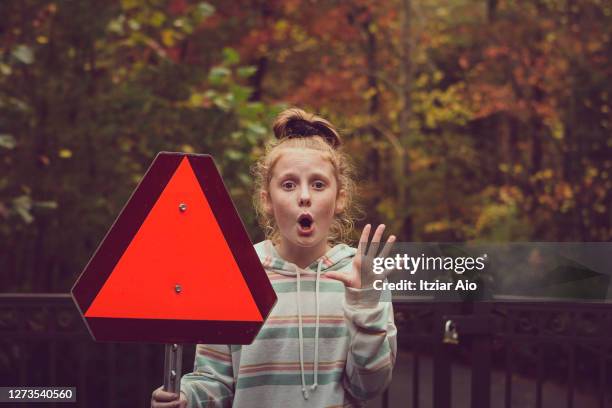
281,180,296,190
312,181,326,190
280,180,326,190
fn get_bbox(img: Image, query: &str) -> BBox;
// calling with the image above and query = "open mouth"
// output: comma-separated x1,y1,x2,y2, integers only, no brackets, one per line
297,213,314,234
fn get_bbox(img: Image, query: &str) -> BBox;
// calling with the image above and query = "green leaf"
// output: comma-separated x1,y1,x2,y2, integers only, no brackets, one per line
225,149,243,160
107,15,126,34
212,94,231,111
175,18,193,34
229,84,252,103
195,2,215,20
121,0,139,10
238,101,265,118
246,122,266,136
222,47,240,66
239,172,252,185
13,195,33,224
188,92,205,106
0,134,16,149
237,66,257,78
208,66,230,85
128,19,141,31
150,11,166,27
32,201,58,210
12,45,34,65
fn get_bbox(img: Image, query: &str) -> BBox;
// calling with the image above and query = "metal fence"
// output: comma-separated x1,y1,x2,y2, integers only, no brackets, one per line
0,294,175,408
1,294,611,408
390,299,612,408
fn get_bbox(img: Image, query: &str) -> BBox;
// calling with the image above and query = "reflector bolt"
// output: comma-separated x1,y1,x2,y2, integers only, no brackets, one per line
175,284,182,293
179,203,187,212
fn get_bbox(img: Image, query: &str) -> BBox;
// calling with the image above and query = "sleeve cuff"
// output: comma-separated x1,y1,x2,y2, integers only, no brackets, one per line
345,286,383,307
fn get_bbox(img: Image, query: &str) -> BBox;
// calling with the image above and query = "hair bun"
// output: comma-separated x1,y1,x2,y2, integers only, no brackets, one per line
272,108,341,148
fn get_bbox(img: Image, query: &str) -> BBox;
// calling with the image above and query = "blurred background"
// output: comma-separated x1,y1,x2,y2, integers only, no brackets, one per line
1,0,610,293
0,1,611,407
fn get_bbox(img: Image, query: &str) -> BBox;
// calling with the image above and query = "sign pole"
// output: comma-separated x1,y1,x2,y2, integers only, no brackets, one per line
163,343,183,394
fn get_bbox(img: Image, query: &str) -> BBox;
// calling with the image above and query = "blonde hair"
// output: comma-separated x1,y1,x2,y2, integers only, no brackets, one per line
253,108,358,244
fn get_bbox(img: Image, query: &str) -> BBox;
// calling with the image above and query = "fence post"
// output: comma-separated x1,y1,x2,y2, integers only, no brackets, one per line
433,303,452,408
470,302,491,408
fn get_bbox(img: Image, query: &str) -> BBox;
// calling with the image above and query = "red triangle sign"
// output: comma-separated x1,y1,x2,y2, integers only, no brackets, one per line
72,153,276,344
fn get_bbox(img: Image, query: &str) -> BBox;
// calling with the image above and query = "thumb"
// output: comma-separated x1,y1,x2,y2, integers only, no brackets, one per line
324,271,352,287
179,391,188,407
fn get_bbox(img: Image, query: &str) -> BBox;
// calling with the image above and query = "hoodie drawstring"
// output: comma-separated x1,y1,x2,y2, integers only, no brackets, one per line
311,260,321,393
296,265,308,399
296,259,323,400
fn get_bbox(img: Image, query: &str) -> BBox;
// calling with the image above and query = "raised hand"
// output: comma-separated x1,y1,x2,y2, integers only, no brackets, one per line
324,224,395,289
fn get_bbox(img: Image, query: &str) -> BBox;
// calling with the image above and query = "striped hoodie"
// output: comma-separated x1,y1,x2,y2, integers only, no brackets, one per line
180,240,397,407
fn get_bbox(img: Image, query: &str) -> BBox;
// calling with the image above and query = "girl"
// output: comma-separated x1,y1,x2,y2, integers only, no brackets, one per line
152,108,396,407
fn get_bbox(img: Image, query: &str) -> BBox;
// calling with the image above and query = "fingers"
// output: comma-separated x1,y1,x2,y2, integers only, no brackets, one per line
371,224,386,244
368,224,386,256
323,271,353,287
358,224,387,255
356,224,372,255
379,234,396,260
179,392,188,408
152,401,183,408
153,386,180,402
151,386,182,408
361,224,387,260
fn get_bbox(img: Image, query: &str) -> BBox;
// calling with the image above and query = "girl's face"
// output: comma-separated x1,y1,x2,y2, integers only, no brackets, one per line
264,148,345,252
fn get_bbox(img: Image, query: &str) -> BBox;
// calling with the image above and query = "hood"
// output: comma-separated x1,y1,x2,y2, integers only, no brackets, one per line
255,240,356,275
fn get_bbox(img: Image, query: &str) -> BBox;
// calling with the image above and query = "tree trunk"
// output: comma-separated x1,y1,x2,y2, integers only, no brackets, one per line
398,0,413,240
487,0,498,22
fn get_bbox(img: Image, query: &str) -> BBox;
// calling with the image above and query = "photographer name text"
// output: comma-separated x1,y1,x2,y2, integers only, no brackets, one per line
371,253,487,292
